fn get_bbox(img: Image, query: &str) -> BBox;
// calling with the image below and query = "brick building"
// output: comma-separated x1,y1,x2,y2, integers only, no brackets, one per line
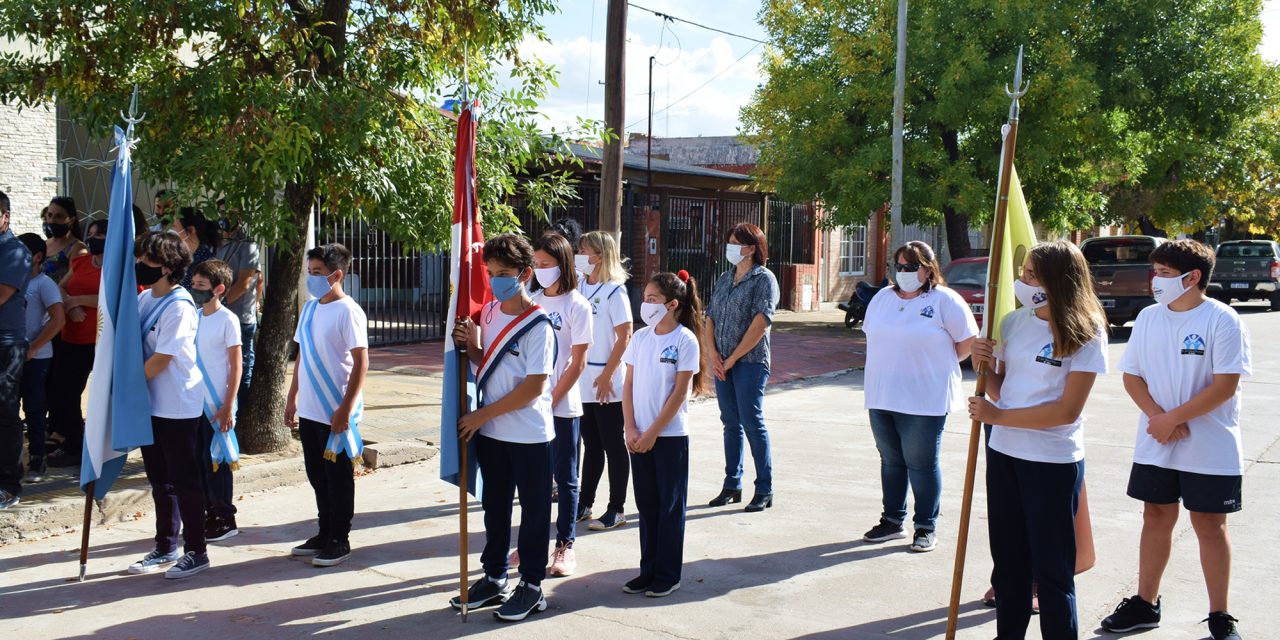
0,102,59,234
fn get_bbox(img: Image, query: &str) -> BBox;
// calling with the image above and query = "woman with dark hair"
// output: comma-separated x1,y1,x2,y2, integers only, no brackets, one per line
546,218,584,250
172,207,217,289
41,197,86,284
860,241,978,553
704,223,780,512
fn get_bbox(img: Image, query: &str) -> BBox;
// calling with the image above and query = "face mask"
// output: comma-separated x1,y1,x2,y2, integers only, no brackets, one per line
135,262,165,286
574,254,595,276
1152,272,1192,306
726,243,748,266
216,219,233,233
895,270,924,293
87,237,106,256
307,273,335,298
1014,279,1048,309
640,301,670,325
534,266,561,289
43,223,70,239
490,275,523,302
190,288,215,306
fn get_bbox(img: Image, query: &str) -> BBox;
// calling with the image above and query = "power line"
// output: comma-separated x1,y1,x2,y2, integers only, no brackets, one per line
628,2,769,45
625,41,762,131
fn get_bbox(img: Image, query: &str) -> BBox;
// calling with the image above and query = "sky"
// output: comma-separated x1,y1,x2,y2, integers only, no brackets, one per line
529,0,1280,139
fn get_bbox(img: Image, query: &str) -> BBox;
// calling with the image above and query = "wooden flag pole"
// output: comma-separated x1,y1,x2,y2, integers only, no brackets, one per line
79,481,94,582
945,46,1029,639
455,338,471,622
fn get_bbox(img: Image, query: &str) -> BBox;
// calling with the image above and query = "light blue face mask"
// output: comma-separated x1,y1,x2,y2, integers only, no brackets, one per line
490,275,523,302
307,273,335,299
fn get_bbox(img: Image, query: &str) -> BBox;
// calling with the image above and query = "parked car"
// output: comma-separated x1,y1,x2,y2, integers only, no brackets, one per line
1080,235,1166,327
943,256,987,329
1209,240,1280,311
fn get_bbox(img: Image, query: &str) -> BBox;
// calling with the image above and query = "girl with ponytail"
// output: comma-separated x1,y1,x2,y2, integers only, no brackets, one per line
620,270,706,598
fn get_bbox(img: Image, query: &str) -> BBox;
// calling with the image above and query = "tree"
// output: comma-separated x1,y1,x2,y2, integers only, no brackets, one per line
1,1,599,452
742,0,1276,257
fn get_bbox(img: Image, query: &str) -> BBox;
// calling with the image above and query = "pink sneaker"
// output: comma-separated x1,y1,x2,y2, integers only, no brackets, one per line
548,543,576,577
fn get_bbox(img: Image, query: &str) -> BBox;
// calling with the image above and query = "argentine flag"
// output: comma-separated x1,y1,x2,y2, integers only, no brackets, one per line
80,125,153,500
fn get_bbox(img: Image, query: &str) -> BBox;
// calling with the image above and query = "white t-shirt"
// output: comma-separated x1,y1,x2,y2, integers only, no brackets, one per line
292,297,368,425
1119,299,1251,475
138,288,203,420
622,325,700,437
23,273,60,359
579,280,632,404
531,289,593,418
988,307,1109,464
196,305,243,410
478,301,556,443
863,286,978,415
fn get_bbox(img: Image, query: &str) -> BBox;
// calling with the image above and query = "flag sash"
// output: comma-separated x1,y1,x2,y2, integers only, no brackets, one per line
474,302,549,393
297,299,364,463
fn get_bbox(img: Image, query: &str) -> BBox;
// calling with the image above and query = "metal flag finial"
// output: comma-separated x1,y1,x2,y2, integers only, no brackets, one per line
121,84,145,127
1005,46,1030,121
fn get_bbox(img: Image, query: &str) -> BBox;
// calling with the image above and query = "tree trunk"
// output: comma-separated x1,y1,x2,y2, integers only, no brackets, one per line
238,181,314,453
1136,214,1168,237
942,204,972,260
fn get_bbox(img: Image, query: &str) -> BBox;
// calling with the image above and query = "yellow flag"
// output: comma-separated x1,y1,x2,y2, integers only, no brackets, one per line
984,165,1037,342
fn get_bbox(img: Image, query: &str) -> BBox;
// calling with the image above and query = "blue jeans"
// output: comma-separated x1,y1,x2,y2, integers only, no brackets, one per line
552,416,580,545
20,357,52,459
716,361,773,495
236,323,256,420
868,409,946,531
631,436,689,583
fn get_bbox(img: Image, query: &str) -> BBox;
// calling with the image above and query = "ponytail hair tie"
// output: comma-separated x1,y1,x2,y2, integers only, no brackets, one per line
677,269,690,282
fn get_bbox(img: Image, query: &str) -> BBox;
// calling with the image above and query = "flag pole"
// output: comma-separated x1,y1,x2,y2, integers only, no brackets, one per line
455,337,470,622
78,482,94,581
945,46,1029,639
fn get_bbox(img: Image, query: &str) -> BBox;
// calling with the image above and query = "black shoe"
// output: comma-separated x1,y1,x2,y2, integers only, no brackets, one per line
909,529,937,553
207,517,239,543
575,504,593,523
450,576,514,610
708,489,742,507
623,574,653,594
744,494,773,512
312,541,351,567
1101,595,1161,633
1205,611,1241,640
494,582,547,622
46,448,81,468
645,580,681,597
24,457,46,483
290,535,329,557
588,510,628,531
862,518,907,543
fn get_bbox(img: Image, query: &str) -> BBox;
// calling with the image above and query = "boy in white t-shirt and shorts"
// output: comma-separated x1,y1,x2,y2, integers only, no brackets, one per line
190,260,243,543
1102,239,1251,640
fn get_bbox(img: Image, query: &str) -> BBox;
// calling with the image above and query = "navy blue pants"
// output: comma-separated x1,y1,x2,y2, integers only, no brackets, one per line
477,435,552,585
552,416,580,545
140,416,207,555
299,418,355,544
198,415,237,518
631,436,689,584
986,445,1083,640
20,357,51,460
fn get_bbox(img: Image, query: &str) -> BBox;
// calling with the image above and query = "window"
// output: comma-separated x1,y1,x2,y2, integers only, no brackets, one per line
839,224,867,275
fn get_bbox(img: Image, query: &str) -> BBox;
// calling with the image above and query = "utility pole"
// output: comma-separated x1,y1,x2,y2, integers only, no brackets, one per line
889,0,907,251
599,0,627,237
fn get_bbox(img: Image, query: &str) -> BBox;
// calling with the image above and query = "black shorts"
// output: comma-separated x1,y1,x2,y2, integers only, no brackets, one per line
1127,463,1242,514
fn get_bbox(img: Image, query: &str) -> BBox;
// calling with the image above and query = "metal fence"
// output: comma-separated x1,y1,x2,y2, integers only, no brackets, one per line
510,182,636,266
661,194,765,302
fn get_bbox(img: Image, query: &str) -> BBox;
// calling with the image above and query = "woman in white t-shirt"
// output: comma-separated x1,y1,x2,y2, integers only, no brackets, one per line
861,241,978,553
530,232,593,577
969,240,1108,640
575,231,634,532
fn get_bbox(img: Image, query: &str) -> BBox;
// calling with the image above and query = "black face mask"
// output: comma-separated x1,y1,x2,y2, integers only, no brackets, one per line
87,237,106,256
43,223,70,239
135,262,165,286
216,219,233,233
189,288,215,306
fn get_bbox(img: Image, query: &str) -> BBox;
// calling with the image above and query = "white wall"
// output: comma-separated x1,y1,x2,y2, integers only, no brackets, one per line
0,102,58,234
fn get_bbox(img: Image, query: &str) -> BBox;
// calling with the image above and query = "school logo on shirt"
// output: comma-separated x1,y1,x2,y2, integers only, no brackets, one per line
1181,334,1206,356
548,311,563,331
1032,291,1047,305
919,305,935,319
660,345,679,365
1035,343,1063,367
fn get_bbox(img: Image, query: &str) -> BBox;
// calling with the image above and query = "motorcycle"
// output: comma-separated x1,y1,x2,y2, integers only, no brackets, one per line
837,278,889,328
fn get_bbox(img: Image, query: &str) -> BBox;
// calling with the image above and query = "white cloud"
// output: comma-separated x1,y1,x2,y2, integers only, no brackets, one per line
1262,0,1280,62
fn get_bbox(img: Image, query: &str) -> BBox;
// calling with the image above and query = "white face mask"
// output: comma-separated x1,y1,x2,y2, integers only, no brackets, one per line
1152,272,1192,306
640,301,669,325
574,254,595,276
1014,278,1048,309
895,270,924,293
534,266,561,289
726,243,748,266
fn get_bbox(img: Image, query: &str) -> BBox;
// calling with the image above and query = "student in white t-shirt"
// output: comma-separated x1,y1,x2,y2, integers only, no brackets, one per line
190,260,243,543
17,234,65,483
530,232,592,577
968,240,1108,640
575,230,634,532
861,241,977,553
1101,240,1251,640
621,270,705,599
284,243,368,570
127,231,210,580
450,234,556,622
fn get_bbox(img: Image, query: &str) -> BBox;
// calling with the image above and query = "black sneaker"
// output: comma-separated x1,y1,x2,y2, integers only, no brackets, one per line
0,489,18,510
164,551,210,580
1205,612,1241,640
312,541,351,567
575,504,593,523
1101,595,1161,632
450,576,514,610
645,580,681,597
290,535,329,557
494,582,547,622
588,510,628,531
862,518,907,543
24,457,46,483
623,574,653,594
910,529,937,553
46,448,81,468
207,517,239,543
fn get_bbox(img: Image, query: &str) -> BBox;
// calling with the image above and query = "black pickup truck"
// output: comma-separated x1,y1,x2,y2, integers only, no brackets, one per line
1081,235,1165,327
1209,240,1280,310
